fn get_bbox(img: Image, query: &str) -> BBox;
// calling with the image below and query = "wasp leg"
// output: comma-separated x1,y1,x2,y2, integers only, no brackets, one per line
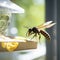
26,31,28,36
37,33,41,43
39,33,41,40
26,30,34,37
31,33,37,40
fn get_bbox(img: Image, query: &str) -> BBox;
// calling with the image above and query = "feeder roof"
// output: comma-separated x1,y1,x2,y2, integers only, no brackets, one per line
0,0,25,13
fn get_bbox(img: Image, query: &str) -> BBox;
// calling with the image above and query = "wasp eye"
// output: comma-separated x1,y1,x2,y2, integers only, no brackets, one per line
27,29,32,36
29,29,32,33
29,29,32,31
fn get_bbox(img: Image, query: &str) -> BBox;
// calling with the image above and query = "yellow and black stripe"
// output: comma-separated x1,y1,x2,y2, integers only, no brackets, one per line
40,30,51,41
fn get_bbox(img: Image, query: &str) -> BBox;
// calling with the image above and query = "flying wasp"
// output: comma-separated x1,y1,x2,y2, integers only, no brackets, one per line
26,21,56,41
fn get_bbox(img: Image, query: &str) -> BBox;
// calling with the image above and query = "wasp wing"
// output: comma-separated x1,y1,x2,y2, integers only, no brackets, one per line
37,21,56,29
40,30,51,41
44,23,56,28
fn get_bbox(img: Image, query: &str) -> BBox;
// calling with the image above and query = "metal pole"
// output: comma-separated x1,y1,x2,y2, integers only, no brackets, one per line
46,0,57,60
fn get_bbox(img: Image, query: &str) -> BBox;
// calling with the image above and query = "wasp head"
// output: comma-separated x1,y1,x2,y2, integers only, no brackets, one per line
27,28,32,36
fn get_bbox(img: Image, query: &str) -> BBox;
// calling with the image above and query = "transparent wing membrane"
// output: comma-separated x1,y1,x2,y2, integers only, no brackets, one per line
37,21,56,29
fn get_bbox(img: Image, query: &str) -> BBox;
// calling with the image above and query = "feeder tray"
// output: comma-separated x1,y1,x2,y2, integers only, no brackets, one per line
0,0,37,52
0,36,37,52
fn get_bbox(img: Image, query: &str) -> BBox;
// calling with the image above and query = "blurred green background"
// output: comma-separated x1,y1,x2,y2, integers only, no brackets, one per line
11,0,45,43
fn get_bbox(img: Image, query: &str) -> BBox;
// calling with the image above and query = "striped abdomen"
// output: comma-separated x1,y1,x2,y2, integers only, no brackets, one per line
40,30,51,40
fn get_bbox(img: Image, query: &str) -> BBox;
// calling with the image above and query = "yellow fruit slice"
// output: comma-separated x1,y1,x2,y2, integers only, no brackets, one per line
1,42,7,48
1,42,19,52
1,36,27,52
6,42,19,52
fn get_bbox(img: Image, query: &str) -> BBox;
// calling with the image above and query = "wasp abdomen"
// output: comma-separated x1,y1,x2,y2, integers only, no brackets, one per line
40,30,51,40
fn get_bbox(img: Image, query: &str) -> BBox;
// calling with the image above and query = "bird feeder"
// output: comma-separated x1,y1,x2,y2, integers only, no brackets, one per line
0,0,25,35
0,0,37,52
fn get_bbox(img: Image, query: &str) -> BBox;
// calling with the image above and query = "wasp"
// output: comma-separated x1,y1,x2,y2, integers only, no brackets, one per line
26,21,56,41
